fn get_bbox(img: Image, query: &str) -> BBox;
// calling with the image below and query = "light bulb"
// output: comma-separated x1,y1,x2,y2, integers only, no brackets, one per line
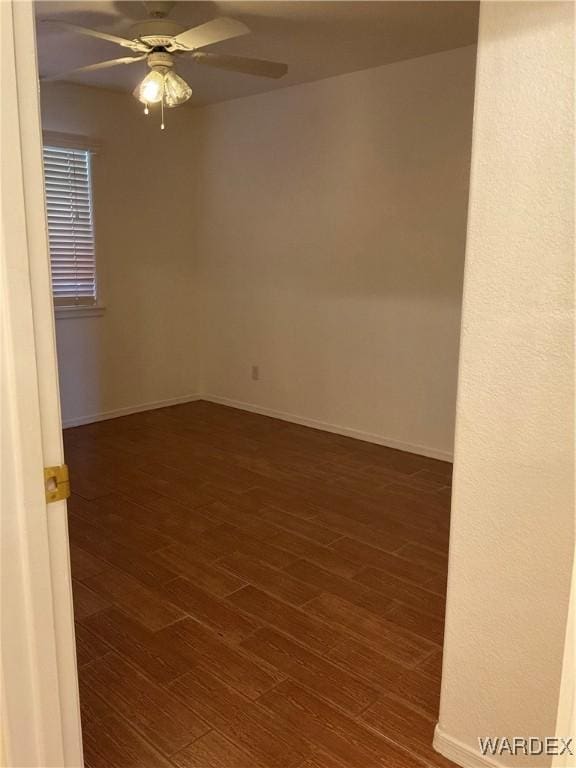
138,70,165,104
163,70,192,107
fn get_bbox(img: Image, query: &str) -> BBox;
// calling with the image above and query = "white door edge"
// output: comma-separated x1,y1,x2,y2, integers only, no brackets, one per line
1,1,83,765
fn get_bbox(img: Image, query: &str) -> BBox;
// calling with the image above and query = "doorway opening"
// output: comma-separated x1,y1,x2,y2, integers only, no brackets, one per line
35,2,479,766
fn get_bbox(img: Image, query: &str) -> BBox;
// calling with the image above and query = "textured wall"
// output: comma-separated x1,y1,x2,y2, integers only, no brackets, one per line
437,3,575,765
194,45,476,459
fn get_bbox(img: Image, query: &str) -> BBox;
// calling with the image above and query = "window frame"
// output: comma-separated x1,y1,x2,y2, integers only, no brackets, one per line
42,131,104,318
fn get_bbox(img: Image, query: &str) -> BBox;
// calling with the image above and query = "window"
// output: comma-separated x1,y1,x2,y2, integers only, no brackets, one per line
43,145,97,306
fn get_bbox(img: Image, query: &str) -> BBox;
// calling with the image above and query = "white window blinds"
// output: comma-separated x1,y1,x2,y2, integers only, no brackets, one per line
43,145,97,305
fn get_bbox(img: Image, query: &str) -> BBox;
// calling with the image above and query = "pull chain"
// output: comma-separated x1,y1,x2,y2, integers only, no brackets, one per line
144,102,149,115
161,97,165,130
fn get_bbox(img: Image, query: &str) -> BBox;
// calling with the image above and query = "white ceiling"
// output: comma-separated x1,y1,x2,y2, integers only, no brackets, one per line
36,1,479,107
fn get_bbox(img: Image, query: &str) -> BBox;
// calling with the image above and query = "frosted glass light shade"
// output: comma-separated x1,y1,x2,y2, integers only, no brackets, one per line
163,70,192,107
138,70,165,104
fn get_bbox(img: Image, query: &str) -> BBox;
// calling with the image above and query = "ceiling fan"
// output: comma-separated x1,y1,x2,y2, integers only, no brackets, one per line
41,1,288,128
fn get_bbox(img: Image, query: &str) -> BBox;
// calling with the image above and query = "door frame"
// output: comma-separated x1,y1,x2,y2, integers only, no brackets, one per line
1,1,83,765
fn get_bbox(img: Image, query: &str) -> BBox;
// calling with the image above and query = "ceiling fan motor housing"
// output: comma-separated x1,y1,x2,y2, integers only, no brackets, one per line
147,51,174,69
129,18,185,48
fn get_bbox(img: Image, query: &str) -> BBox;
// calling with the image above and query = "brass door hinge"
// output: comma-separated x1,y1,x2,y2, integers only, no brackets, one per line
44,464,70,503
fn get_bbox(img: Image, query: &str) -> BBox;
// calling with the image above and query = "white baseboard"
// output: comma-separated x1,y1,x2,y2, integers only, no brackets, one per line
62,392,454,462
202,394,453,462
433,725,503,768
62,394,202,429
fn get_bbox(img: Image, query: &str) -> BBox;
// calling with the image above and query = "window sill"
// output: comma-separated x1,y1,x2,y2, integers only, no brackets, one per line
54,304,106,319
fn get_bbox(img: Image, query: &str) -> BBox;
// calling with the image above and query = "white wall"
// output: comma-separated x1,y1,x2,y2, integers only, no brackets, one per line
436,3,574,766
191,45,476,460
40,83,202,426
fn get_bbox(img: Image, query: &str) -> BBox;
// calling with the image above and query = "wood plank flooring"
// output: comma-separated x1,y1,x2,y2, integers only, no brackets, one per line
65,400,456,768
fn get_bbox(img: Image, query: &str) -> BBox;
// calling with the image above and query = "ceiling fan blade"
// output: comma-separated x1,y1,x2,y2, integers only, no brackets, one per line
189,51,288,79
41,20,149,53
42,55,147,82
169,17,249,52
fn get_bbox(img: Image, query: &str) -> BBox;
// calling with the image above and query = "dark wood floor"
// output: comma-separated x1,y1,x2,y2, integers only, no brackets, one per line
65,400,456,768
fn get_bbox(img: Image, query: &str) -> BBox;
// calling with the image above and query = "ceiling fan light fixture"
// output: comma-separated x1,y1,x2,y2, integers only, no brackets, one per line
163,70,192,107
138,69,165,104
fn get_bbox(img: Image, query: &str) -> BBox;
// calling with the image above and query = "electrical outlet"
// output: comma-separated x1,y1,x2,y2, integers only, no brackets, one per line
251,365,260,381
